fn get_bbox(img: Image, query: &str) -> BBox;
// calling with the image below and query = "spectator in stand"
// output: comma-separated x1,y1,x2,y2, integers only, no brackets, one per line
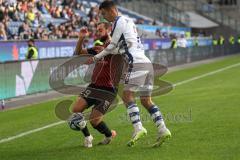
0,6,4,22
16,4,26,21
21,1,28,13
76,3,85,12
41,31,49,40
0,22,7,40
3,20,13,39
36,1,49,14
34,26,42,39
18,21,32,39
26,5,36,25
61,6,69,19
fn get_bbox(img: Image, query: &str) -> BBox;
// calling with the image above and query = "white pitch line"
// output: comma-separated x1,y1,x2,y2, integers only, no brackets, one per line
0,62,240,144
0,121,64,144
173,62,240,87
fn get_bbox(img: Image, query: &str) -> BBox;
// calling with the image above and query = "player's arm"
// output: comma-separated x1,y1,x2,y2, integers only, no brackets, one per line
74,27,89,55
93,17,125,61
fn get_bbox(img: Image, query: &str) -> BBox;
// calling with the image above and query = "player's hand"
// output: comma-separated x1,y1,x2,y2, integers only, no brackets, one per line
79,27,89,39
84,57,95,64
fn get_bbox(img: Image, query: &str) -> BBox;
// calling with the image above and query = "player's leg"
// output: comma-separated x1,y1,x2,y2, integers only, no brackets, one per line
72,96,87,113
140,96,171,147
140,67,172,147
89,108,116,145
69,97,93,148
122,89,147,147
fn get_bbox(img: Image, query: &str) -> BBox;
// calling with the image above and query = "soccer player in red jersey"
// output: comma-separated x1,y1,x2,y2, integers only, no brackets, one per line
68,22,125,148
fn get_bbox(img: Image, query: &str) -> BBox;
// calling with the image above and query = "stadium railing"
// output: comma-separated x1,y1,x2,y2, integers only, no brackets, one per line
195,0,240,33
121,0,190,27
165,0,240,33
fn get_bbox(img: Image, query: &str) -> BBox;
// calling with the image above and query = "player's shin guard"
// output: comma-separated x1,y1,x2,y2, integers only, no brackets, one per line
76,113,90,137
82,126,90,137
93,121,112,137
127,102,143,131
148,105,166,129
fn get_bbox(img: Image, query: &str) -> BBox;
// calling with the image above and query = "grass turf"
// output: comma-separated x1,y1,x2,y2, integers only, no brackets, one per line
0,55,240,160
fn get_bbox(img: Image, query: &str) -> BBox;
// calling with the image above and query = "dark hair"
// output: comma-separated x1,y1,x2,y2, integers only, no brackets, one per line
98,21,111,29
28,38,35,43
99,0,116,10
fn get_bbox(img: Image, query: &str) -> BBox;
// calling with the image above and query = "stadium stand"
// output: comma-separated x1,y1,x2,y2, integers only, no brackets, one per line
160,0,240,35
0,0,159,40
0,0,214,41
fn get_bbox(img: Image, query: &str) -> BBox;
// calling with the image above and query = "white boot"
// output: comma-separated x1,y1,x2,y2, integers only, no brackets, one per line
84,135,93,148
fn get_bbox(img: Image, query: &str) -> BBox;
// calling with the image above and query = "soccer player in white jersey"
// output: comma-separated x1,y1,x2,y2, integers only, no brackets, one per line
86,0,171,147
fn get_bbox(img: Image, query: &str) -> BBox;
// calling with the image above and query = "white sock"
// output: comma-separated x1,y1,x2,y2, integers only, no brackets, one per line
148,105,166,129
127,102,143,131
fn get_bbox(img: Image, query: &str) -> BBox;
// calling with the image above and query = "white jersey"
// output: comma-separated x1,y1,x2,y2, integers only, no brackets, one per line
94,16,151,64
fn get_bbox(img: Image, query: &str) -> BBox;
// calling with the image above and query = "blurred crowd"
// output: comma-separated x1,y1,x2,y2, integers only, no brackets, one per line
0,0,102,40
1,0,237,43
0,0,167,41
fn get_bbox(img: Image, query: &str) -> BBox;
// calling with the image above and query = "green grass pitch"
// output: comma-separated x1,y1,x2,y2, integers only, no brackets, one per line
0,55,240,160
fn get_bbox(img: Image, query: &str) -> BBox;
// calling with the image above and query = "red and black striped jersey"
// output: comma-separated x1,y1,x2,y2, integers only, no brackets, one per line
87,39,125,88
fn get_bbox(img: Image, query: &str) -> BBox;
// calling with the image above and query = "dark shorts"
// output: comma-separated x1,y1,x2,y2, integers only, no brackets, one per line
80,84,117,114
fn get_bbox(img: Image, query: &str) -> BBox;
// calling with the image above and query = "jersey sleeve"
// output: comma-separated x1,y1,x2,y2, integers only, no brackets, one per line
87,46,105,55
87,48,98,55
94,17,125,60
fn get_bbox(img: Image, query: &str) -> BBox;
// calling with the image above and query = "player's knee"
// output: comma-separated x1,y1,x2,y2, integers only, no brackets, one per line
72,107,78,113
140,97,153,108
89,109,103,127
89,116,101,127
122,91,135,104
72,98,87,113
72,105,82,113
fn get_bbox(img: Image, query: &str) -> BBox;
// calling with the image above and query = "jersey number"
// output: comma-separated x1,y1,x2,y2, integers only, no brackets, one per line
83,89,91,98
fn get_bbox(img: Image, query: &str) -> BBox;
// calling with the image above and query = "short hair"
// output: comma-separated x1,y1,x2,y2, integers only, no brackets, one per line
99,0,116,10
28,38,35,43
98,21,111,29
97,18,110,28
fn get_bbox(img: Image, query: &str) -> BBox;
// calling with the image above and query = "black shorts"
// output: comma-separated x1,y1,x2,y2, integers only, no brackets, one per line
80,84,117,114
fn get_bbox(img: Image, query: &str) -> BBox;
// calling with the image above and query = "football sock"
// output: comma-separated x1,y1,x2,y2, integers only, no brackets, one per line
81,126,90,137
127,102,143,131
148,105,166,129
94,121,112,137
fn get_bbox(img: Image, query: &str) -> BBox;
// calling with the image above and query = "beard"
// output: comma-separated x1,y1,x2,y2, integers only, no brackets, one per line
100,35,108,42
